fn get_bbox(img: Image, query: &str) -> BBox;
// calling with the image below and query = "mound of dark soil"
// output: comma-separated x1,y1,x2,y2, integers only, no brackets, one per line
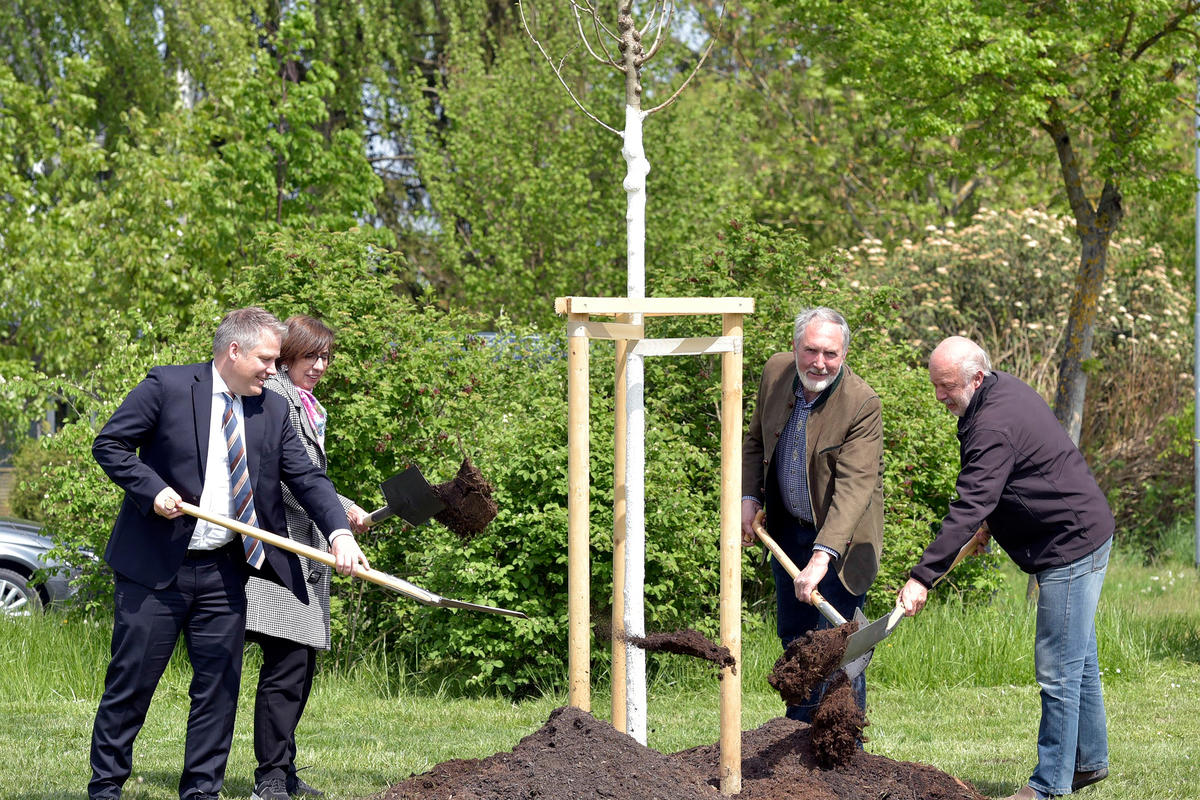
432,458,498,537
375,706,986,800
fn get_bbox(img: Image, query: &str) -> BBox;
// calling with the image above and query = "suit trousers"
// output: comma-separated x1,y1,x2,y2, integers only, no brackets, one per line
247,630,317,784
766,507,867,724
89,547,247,800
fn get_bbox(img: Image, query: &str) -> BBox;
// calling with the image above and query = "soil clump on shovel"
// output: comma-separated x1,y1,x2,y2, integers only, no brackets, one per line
376,705,986,800
431,458,498,538
767,622,869,766
766,623,856,706
627,628,736,672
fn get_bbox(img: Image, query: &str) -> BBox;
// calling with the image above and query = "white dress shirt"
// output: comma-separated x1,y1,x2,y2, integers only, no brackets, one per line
188,366,239,550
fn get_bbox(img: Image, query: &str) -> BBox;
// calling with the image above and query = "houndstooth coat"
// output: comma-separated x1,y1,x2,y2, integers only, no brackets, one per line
244,372,354,650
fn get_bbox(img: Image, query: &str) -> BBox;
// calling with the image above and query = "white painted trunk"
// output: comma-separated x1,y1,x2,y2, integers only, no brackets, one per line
621,104,650,744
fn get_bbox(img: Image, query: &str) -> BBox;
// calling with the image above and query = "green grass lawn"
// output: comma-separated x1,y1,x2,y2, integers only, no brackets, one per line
4,539,1199,800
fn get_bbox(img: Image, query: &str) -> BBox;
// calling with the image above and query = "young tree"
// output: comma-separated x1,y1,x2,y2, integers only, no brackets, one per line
786,0,1200,440
517,0,726,756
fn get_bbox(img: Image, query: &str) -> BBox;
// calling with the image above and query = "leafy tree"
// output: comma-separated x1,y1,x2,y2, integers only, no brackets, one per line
0,2,383,433
783,0,1200,441
401,4,754,322
848,207,1193,556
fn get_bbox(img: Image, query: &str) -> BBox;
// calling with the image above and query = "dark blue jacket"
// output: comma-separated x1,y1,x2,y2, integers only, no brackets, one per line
92,362,349,597
910,371,1114,587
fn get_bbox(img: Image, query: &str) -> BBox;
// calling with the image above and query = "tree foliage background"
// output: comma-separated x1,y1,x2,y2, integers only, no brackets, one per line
2,0,1197,693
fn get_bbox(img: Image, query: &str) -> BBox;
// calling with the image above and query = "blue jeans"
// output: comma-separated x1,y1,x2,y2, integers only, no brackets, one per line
1029,536,1111,797
767,511,867,723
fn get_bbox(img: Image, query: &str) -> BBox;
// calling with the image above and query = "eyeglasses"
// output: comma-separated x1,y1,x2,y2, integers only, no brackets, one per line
298,351,333,364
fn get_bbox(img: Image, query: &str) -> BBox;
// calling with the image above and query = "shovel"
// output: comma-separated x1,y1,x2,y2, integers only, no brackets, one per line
751,511,874,680
751,511,980,677
175,501,527,619
838,533,982,664
362,465,446,527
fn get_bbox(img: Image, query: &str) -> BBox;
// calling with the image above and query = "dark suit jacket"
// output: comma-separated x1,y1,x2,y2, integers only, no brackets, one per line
92,362,349,599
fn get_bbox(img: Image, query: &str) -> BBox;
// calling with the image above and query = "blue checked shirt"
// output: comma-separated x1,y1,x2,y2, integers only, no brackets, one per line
771,381,840,561
775,384,816,525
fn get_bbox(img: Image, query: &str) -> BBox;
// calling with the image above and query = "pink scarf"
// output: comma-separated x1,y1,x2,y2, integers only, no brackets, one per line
296,385,327,449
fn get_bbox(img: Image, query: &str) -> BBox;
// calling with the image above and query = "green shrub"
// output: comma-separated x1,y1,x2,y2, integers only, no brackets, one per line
14,224,1000,695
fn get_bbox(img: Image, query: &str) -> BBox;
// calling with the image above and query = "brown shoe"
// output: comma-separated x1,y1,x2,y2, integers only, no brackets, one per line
1072,767,1108,791
997,787,1045,800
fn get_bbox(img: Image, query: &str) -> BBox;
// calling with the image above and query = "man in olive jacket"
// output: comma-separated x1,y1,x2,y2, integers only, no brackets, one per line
741,306,884,721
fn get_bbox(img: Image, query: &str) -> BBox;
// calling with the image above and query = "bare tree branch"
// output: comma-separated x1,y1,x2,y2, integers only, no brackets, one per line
640,1,676,64
571,0,618,43
644,2,726,115
518,0,621,135
571,1,620,66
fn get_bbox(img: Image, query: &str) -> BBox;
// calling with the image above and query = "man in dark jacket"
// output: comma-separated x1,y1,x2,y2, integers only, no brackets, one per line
899,336,1113,800
88,307,369,800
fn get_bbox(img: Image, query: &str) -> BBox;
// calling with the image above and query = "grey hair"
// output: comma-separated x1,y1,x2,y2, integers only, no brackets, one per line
212,307,287,357
792,307,851,354
959,343,993,383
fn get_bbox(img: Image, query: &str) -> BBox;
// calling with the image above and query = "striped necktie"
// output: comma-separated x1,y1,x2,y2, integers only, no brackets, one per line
222,392,266,569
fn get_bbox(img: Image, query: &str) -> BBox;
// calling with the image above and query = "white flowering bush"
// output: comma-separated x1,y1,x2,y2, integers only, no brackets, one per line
847,208,1193,556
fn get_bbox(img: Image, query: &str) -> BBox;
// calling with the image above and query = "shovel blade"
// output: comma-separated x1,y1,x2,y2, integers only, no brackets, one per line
841,604,905,666
379,465,446,526
433,596,529,619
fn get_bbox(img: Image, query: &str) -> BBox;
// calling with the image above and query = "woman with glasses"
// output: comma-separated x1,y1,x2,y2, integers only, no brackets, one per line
245,315,369,800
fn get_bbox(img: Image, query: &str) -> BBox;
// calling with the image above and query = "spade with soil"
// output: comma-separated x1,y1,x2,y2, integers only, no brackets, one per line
362,465,447,528
753,511,984,671
361,459,499,539
752,511,877,682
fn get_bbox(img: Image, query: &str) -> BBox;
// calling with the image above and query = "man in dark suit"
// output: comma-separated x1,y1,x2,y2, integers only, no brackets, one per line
88,307,370,800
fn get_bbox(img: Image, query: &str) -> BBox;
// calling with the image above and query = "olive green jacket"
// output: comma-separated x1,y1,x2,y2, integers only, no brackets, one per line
742,353,884,594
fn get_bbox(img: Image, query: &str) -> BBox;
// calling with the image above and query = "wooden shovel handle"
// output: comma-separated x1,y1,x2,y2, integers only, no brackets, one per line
175,501,438,604
930,534,984,588
751,510,848,626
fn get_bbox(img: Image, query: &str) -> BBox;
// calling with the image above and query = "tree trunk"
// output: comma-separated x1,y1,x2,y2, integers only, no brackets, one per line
1044,118,1124,445
1051,228,1111,443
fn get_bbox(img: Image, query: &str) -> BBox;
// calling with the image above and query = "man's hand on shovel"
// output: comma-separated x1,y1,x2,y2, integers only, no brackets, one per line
330,532,370,577
898,527,988,617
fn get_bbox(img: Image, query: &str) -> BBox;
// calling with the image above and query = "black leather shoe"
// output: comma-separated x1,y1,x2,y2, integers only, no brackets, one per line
1072,767,1108,791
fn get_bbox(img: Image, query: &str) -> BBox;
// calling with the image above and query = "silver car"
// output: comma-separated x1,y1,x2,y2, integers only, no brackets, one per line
0,516,78,616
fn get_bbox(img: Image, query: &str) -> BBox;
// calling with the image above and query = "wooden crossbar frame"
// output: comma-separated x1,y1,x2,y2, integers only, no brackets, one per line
558,295,752,795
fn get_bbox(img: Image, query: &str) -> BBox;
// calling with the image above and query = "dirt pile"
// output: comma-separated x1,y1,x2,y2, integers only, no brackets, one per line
432,458,497,537
375,705,986,800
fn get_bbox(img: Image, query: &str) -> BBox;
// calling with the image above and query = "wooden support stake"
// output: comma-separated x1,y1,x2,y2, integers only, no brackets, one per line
567,312,591,711
611,316,629,732
719,312,744,795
